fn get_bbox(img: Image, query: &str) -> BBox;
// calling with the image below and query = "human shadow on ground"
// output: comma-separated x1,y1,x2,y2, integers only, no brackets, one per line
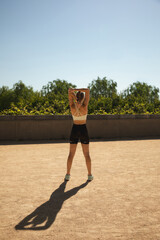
15,180,89,230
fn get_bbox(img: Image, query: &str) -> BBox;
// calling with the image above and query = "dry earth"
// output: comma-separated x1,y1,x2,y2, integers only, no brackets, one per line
0,140,160,240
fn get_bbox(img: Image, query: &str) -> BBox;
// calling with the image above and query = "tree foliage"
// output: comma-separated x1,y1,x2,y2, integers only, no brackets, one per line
88,77,117,99
0,78,160,115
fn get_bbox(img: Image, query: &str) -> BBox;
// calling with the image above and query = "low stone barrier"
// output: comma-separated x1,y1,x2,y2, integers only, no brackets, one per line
0,115,160,141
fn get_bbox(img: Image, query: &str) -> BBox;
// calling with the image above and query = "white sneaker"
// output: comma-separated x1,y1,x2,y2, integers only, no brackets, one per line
65,174,70,181
88,175,94,181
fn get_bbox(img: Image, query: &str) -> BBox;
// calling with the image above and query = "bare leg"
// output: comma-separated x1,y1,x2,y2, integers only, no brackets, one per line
81,143,92,176
66,144,77,175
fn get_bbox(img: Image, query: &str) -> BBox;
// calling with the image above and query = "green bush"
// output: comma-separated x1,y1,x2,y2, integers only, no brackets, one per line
0,79,160,115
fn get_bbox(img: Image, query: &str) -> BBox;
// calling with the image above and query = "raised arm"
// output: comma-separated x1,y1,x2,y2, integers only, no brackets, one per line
71,88,89,93
71,88,90,106
68,88,76,108
79,88,90,106
69,88,90,107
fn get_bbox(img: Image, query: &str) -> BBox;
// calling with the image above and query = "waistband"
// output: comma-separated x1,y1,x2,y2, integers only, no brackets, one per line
73,124,86,126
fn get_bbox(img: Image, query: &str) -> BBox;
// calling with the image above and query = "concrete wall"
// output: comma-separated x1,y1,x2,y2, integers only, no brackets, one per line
0,115,160,142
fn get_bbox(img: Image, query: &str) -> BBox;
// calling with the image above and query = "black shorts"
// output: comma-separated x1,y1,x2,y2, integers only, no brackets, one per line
70,124,89,144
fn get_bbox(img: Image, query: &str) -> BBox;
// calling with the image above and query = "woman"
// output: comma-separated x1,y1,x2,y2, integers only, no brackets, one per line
65,88,93,181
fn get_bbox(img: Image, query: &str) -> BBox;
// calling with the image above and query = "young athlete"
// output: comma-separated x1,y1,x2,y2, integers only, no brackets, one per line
65,88,93,181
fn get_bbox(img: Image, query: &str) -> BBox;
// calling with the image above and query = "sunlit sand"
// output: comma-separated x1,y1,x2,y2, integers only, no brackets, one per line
0,140,159,240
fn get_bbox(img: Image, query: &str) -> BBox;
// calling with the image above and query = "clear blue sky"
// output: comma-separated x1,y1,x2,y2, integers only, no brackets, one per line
0,0,160,93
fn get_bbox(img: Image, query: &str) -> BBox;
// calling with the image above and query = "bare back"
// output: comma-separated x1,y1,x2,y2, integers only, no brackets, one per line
68,88,90,125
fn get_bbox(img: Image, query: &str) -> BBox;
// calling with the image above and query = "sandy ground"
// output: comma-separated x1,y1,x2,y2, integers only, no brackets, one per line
0,139,160,240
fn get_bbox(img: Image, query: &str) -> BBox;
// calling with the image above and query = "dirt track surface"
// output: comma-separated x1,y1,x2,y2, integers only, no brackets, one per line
0,140,160,240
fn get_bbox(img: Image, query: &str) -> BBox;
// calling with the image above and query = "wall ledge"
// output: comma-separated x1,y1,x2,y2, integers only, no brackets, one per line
0,114,160,121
